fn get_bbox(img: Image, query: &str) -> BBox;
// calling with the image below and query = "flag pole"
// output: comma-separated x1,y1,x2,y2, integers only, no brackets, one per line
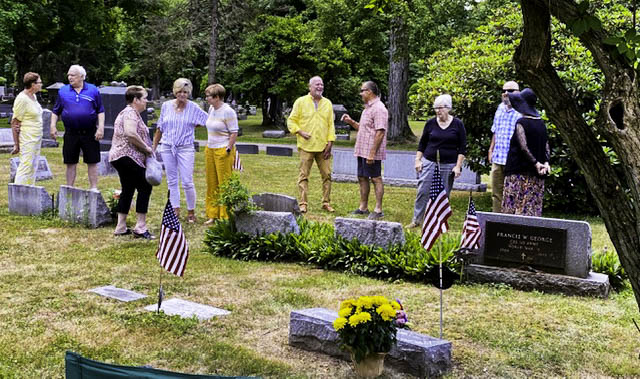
156,189,172,314
157,266,164,313
437,150,443,339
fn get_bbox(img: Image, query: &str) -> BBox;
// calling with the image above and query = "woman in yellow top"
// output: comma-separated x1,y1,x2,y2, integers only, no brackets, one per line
11,72,44,185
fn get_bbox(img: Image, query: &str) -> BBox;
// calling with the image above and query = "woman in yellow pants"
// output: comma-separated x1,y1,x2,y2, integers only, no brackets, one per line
203,84,238,224
11,72,44,185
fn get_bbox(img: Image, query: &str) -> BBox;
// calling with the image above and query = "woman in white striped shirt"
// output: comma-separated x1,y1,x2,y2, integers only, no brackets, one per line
152,78,208,223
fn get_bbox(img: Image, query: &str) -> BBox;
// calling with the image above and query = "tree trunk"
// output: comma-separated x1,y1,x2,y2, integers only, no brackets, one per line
262,95,272,126
387,15,416,143
268,94,285,129
515,0,640,308
208,0,219,84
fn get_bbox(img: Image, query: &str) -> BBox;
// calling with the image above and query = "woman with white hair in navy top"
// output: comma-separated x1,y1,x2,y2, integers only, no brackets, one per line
406,94,467,229
152,78,208,223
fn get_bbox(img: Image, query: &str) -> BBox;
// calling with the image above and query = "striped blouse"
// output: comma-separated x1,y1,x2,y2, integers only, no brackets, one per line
157,100,208,147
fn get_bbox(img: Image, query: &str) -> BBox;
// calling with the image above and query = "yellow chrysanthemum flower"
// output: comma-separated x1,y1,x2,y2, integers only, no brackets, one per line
339,307,353,318
357,296,374,309
340,299,356,310
391,301,401,311
348,311,372,327
333,317,348,331
371,296,388,307
376,303,396,321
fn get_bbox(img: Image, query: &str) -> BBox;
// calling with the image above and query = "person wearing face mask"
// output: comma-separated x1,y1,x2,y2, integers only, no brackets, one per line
488,81,521,213
405,94,467,229
287,76,336,214
152,78,208,223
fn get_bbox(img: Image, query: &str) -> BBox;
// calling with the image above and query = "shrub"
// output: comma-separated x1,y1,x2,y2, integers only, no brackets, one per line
204,217,463,286
591,248,628,291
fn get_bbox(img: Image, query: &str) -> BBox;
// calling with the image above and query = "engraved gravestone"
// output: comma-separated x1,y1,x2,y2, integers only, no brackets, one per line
483,222,567,274
9,156,53,182
475,212,588,278
465,211,611,297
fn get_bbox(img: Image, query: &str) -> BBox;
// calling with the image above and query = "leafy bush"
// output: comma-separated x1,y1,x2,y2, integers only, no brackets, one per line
218,173,258,216
204,217,462,285
591,248,628,291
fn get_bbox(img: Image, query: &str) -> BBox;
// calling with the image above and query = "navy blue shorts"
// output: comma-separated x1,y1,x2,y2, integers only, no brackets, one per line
357,157,382,178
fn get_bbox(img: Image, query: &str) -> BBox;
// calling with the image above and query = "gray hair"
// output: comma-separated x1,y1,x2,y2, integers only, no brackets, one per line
172,78,193,96
68,65,86,79
308,76,323,86
363,81,379,96
433,94,452,109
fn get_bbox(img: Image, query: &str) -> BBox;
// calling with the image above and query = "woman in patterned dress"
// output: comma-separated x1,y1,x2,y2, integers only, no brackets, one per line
501,88,551,216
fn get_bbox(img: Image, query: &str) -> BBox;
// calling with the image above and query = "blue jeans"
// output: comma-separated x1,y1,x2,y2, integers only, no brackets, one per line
412,159,455,224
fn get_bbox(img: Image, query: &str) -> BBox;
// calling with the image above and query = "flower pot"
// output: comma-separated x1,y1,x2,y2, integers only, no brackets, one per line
351,352,386,378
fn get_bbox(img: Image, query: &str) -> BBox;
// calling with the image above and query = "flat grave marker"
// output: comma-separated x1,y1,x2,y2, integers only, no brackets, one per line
143,298,230,321
88,285,147,302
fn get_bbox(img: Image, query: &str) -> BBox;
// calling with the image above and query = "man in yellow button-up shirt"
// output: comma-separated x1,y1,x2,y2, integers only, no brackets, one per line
287,76,336,213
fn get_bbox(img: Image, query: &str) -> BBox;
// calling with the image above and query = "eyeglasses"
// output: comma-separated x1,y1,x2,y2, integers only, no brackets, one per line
503,89,517,93
433,106,449,110
359,88,369,93
35,81,43,84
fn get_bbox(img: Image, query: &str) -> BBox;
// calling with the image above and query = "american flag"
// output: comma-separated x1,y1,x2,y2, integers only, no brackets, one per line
421,165,452,251
460,195,482,249
156,198,189,277
233,149,243,172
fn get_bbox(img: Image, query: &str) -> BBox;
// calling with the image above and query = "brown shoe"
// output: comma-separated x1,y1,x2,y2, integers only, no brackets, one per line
322,204,335,213
299,204,307,213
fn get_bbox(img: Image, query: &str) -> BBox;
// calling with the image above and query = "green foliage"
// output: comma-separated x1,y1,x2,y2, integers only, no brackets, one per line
591,248,628,291
204,217,462,285
218,173,258,215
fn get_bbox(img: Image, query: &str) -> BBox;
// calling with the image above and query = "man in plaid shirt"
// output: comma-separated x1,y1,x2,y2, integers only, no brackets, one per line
341,81,388,220
488,81,521,212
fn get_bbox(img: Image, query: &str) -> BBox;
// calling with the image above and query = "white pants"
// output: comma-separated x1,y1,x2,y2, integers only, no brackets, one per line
159,144,196,210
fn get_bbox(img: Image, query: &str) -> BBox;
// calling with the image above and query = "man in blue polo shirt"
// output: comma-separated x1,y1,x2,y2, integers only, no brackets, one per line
50,65,105,190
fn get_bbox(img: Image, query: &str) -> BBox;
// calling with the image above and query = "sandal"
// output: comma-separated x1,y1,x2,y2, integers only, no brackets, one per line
133,230,156,240
114,228,131,236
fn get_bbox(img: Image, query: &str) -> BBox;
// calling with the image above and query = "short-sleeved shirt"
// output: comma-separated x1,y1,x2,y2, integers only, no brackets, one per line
206,103,239,148
52,82,104,131
354,97,388,160
109,106,151,168
157,100,208,147
491,103,521,165
12,91,43,132
287,94,336,152
417,117,467,164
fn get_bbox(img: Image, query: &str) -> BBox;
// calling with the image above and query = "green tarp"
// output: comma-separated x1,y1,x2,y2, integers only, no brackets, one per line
65,351,259,379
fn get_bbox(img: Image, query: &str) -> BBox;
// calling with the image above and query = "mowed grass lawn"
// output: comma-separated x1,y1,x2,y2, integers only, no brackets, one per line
0,116,637,378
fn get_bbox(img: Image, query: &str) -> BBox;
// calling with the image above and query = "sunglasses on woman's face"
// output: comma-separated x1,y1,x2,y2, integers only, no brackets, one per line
502,88,516,93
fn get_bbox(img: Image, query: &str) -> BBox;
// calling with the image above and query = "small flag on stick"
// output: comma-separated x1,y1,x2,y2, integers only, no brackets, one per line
460,194,482,250
233,149,243,172
156,198,189,277
421,164,452,251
